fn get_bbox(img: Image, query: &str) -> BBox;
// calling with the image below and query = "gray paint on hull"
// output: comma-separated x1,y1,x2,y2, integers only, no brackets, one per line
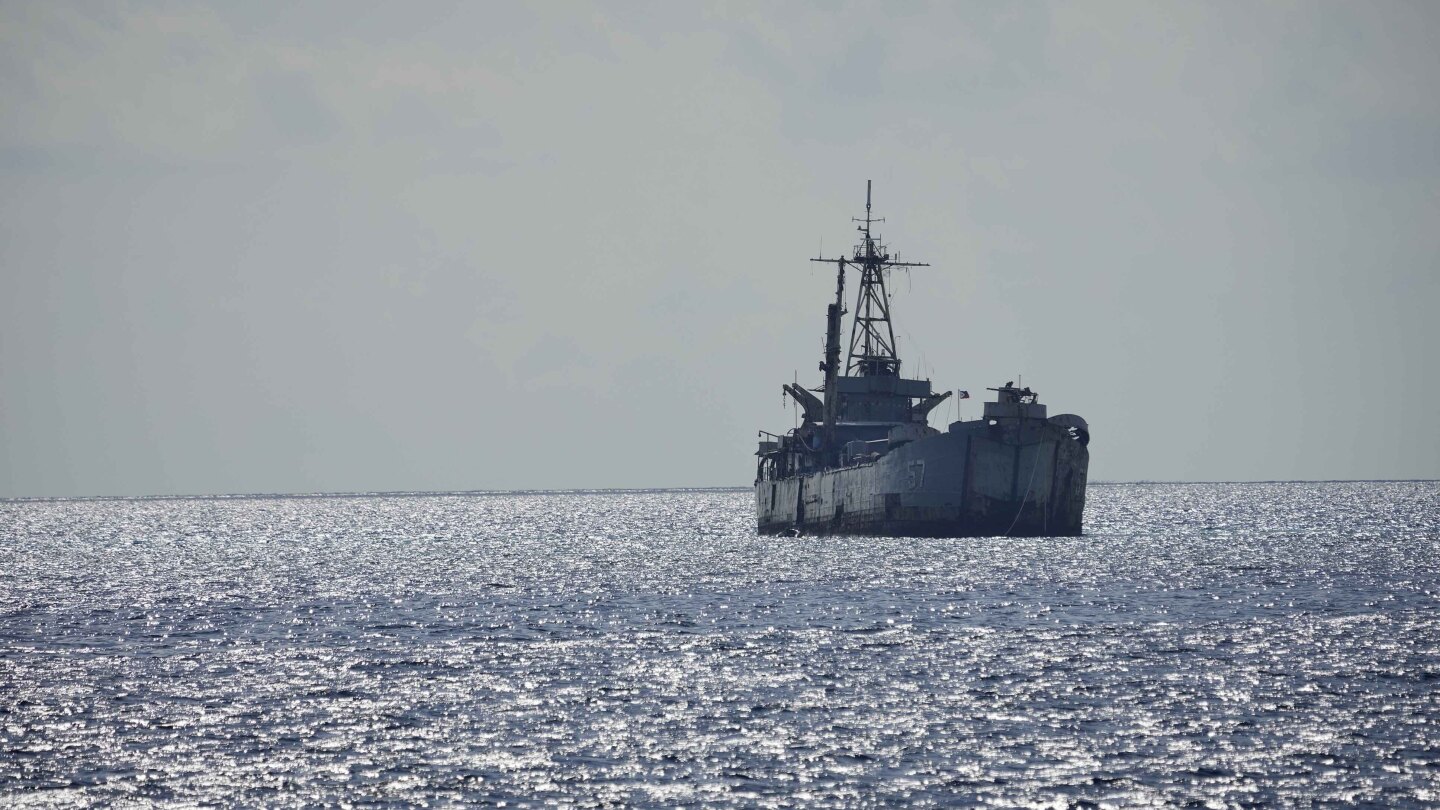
755,420,1088,537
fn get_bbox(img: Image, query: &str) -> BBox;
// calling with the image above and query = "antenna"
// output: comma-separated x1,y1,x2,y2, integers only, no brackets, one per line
853,179,884,247
808,182,929,378
842,181,925,376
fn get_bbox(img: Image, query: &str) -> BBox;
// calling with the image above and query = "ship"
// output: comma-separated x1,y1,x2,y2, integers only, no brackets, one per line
755,183,1090,537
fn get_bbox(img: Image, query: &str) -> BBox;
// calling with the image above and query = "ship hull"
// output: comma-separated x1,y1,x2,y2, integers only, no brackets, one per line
756,420,1088,537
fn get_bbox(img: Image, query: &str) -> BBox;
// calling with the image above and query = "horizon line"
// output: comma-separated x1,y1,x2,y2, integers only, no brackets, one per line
3,479,1439,504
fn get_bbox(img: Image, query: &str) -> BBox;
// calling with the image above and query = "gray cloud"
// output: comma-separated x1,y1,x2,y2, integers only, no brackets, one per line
2,1,1437,496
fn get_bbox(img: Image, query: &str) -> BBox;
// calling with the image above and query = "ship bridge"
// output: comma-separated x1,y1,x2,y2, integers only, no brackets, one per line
832,374,933,423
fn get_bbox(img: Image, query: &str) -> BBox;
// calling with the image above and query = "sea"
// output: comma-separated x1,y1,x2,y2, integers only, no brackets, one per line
2,481,1437,807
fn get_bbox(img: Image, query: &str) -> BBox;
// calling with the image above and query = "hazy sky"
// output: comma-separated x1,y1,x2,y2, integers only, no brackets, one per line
2,1,1437,497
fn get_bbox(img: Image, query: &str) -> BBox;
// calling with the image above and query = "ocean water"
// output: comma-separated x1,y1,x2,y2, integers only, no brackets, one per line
2,482,1438,807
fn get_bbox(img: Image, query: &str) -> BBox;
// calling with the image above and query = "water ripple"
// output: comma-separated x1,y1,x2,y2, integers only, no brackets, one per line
2,482,1438,806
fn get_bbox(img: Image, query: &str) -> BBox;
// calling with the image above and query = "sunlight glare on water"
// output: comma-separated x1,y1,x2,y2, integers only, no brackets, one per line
2,482,1438,806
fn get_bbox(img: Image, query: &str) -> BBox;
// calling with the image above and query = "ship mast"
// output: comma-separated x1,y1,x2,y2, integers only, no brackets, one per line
818,181,929,376
810,181,929,424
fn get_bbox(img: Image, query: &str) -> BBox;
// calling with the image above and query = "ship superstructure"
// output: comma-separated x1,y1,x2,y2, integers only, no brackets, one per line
755,183,1089,536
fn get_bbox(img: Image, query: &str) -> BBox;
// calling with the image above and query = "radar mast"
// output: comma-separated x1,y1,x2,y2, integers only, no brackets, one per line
817,180,929,376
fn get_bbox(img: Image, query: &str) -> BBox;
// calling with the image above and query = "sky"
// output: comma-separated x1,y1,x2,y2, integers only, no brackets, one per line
2,1,1437,497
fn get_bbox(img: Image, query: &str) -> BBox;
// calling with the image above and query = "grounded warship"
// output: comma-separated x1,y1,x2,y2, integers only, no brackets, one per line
755,183,1090,537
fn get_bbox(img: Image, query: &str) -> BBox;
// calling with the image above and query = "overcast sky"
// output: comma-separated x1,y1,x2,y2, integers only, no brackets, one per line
2,1,1437,497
